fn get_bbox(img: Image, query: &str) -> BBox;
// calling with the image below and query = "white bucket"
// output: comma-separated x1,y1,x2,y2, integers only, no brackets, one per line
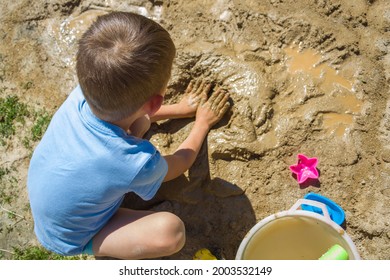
235,199,360,260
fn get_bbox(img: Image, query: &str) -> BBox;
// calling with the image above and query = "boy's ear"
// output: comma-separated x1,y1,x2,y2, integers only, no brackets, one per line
143,94,164,116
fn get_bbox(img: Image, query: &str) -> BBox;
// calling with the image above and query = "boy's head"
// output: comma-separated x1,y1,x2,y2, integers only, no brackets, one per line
76,12,176,122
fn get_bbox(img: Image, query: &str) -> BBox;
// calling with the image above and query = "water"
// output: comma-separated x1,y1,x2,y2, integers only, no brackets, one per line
285,46,353,91
285,46,362,137
242,216,353,260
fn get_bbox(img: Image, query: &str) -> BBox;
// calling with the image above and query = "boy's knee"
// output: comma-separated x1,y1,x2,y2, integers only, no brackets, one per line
155,212,186,255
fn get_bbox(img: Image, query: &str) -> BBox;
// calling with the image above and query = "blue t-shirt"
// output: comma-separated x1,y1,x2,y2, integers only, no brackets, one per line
27,85,168,256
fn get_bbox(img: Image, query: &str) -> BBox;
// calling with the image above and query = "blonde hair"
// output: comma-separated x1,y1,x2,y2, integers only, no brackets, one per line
76,12,176,121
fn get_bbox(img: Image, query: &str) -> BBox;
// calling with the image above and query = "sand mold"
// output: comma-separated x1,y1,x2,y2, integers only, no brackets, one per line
0,0,389,259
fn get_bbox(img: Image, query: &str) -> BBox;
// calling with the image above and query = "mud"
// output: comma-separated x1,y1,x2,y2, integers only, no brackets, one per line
0,0,389,259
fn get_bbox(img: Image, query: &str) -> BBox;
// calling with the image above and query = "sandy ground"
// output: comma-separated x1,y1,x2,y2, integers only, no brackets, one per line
0,0,389,260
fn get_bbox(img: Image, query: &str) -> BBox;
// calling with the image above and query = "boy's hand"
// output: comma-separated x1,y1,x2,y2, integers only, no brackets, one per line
195,87,230,130
163,84,230,182
178,79,211,117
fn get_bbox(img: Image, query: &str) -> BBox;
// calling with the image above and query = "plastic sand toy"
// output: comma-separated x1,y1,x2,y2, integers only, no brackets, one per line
319,244,349,260
193,248,217,260
289,154,319,184
302,192,346,226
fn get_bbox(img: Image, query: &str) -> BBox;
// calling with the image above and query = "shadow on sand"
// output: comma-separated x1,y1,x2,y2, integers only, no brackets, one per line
121,140,256,260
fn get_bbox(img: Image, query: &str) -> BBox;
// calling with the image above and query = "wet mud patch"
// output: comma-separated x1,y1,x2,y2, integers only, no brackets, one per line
1,0,390,259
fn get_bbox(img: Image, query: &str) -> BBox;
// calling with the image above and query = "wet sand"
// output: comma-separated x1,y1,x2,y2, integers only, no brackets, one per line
0,0,389,259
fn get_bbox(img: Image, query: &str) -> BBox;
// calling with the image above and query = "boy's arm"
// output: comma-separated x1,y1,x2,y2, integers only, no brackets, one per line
150,80,211,122
162,87,230,182
149,103,187,122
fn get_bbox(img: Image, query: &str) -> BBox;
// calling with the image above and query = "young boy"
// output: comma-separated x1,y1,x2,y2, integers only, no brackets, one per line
27,12,230,259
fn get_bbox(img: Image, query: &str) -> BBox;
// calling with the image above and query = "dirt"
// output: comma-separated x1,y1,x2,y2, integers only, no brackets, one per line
1,0,389,260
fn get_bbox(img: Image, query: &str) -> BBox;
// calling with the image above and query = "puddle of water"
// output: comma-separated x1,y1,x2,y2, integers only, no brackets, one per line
334,90,362,114
285,46,362,137
285,46,353,91
322,113,353,137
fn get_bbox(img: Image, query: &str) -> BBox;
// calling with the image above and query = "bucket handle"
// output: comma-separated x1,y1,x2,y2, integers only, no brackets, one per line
289,199,331,221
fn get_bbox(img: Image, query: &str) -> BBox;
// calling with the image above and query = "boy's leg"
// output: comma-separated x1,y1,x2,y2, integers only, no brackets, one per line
129,114,151,138
91,208,185,259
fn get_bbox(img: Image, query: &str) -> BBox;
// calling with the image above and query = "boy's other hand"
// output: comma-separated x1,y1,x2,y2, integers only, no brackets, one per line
196,86,230,130
178,79,211,117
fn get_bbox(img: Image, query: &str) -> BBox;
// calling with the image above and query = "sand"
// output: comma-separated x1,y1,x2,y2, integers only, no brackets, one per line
0,0,389,259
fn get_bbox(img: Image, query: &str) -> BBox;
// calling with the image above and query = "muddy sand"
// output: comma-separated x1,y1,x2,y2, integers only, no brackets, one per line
0,0,389,259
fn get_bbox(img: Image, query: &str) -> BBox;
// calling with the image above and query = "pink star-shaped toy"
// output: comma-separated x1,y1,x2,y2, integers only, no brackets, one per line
289,154,319,184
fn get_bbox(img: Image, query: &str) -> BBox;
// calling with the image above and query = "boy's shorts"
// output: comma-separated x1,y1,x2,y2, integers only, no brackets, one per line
81,239,94,255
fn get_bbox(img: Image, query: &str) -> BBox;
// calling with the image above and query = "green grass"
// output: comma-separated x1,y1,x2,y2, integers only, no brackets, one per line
11,246,89,260
23,110,52,148
0,87,59,260
0,95,30,143
0,166,9,179
0,92,52,147
0,167,16,205
31,110,51,141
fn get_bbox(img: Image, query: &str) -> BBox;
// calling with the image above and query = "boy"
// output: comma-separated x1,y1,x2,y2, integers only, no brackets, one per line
27,11,230,259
